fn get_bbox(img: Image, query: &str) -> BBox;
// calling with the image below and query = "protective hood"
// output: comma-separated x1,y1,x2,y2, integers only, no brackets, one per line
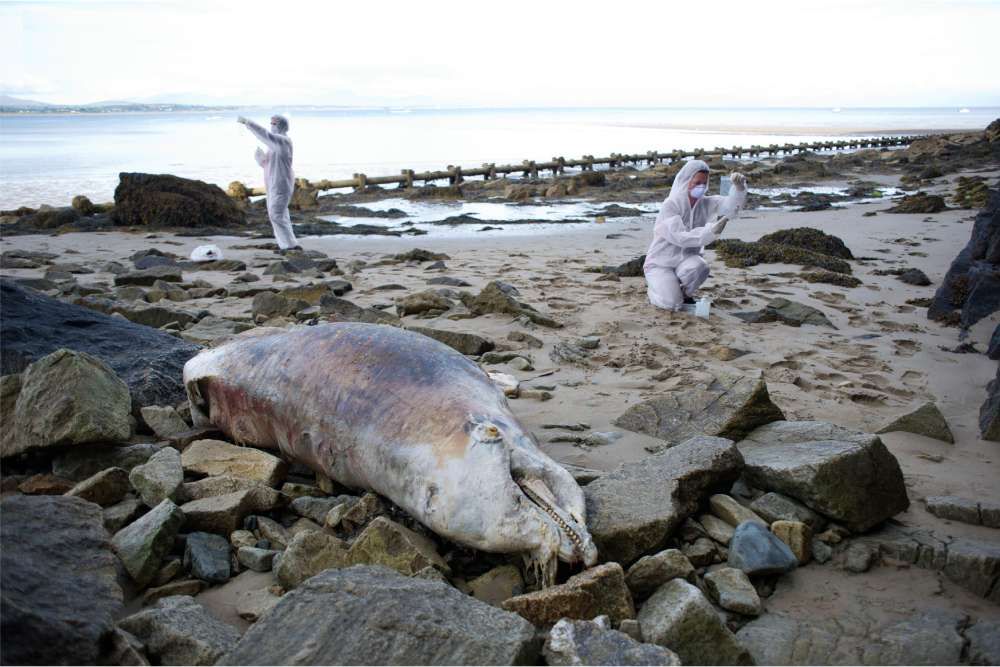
270,115,289,135
667,159,711,220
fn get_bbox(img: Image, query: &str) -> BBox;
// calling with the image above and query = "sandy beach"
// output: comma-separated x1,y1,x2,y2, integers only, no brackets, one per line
2,134,998,663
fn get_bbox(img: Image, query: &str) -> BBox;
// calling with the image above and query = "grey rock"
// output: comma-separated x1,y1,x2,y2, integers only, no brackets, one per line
101,627,150,666
812,537,833,564
981,365,1000,441
544,617,680,666
275,530,350,589
290,495,344,523
184,532,231,584
704,567,762,616
584,435,744,564
966,620,1000,666
8,348,132,457
700,513,737,544
319,294,401,325
119,595,240,666
237,547,278,572
221,566,538,665
66,466,131,507
638,579,752,665
550,341,590,365
54,442,164,481
502,563,635,627
625,549,695,597
709,493,767,527
111,499,185,587
180,487,281,535
728,521,798,575
738,421,909,532
877,401,955,443
406,325,495,355
114,266,183,287
129,446,183,507
734,297,835,328
683,537,719,567
179,316,253,345
615,372,785,447
104,495,147,533
139,405,190,439
925,495,981,525
1,495,124,666
750,491,826,531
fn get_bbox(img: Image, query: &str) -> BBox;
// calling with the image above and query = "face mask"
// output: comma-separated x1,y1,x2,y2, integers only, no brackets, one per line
690,184,707,199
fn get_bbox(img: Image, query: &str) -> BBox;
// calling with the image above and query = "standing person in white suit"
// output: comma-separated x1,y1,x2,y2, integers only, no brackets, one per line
237,114,302,253
643,159,747,310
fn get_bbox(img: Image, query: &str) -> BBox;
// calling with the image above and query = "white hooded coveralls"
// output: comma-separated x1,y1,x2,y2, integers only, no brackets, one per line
245,119,299,250
643,159,746,310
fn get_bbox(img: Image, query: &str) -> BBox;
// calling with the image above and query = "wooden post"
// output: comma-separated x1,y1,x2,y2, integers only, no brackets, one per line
401,169,414,188
353,173,367,192
448,165,463,185
584,155,594,171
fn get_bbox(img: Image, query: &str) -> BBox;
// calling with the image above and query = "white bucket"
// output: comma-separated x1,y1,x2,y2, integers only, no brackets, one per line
190,244,223,262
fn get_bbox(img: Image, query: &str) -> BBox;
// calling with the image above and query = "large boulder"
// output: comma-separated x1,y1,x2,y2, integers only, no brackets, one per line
638,579,752,665
876,401,955,443
119,595,240,665
0,279,201,412
584,436,744,564
347,516,450,576
113,172,245,228
614,372,784,447
1,495,124,666
758,227,854,259
221,566,538,665
7,348,132,457
180,439,287,486
738,421,907,532
928,187,1000,328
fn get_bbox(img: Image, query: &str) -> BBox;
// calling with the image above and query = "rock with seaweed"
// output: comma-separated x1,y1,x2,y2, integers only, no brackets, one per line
710,239,852,275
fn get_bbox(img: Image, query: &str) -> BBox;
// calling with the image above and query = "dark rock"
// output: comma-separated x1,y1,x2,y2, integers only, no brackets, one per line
738,421,909,532
66,466,131,507
114,266,184,286
113,172,245,228
427,276,472,287
119,595,240,665
584,436,744,564
502,563,635,626
134,254,178,270
759,227,853,259
405,325,495,355
54,442,164,481
0,279,201,412
989,323,1000,360
184,532,231,584
111,499,185,587
221,565,538,665
898,268,932,286
395,289,453,316
966,620,1000,666
712,238,853,274
0,495,124,666
461,281,561,328
319,294,401,326
393,248,450,262
929,187,1000,328
544,617,680,666
887,192,947,213
591,256,646,277
801,271,862,288
981,365,1000,441
728,521,798,575
733,297,835,328
614,372,784,447
749,492,826,531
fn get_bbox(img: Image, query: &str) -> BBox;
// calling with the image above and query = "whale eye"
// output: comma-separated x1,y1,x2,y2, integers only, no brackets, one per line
485,425,500,438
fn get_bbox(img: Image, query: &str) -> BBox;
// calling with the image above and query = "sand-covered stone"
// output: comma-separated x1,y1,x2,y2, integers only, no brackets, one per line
615,372,784,446
274,530,350,589
222,565,537,665
130,446,183,507
624,549,695,597
1,495,124,666
544,617,681,666
501,562,635,626
66,466,131,507
877,401,954,443
347,516,450,576
738,421,908,531
584,435,744,563
638,578,752,665
461,280,561,328
119,595,240,666
8,348,131,456
181,439,287,486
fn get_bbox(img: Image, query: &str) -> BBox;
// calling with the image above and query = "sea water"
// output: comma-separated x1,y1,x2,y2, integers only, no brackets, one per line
1,106,996,210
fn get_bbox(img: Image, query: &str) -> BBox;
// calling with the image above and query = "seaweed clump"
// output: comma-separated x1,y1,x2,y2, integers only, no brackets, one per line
801,271,862,288
887,192,947,214
711,239,853,275
952,177,991,209
758,227,854,259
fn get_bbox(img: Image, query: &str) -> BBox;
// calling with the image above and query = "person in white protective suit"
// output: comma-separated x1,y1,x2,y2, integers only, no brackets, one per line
237,114,302,252
643,159,747,310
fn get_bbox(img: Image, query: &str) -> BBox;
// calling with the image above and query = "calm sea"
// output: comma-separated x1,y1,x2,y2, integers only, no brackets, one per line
0,106,995,209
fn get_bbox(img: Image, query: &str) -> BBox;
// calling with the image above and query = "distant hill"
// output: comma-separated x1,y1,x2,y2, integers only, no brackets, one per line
0,96,236,113
0,95,52,108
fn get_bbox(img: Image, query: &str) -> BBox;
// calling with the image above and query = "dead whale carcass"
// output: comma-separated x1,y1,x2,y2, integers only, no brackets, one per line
182,322,597,583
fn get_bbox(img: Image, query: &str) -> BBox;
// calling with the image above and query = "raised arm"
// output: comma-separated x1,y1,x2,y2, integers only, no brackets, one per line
706,172,748,218
238,116,283,151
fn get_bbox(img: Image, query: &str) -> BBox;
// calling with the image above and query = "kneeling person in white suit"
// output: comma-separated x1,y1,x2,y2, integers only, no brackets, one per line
643,160,746,310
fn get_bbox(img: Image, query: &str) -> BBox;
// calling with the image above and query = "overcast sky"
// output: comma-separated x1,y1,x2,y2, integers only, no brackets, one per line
2,0,998,107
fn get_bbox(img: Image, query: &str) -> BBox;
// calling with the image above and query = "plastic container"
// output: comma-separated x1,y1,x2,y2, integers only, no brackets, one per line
720,175,732,196
695,297,711,319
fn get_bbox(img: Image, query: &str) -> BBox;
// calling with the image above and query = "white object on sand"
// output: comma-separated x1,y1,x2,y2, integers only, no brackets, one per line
695,297,711,319
190,244,223,262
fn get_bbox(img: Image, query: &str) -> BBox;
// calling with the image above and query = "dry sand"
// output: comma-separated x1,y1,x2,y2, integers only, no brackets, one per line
2,166,998,632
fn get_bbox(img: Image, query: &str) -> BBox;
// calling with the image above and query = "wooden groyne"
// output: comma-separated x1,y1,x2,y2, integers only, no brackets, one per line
234,134,919,196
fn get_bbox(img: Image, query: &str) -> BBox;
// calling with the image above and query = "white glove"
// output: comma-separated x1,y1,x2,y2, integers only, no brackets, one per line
712,215,729,235
237,116,249,125
730,172,747,191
